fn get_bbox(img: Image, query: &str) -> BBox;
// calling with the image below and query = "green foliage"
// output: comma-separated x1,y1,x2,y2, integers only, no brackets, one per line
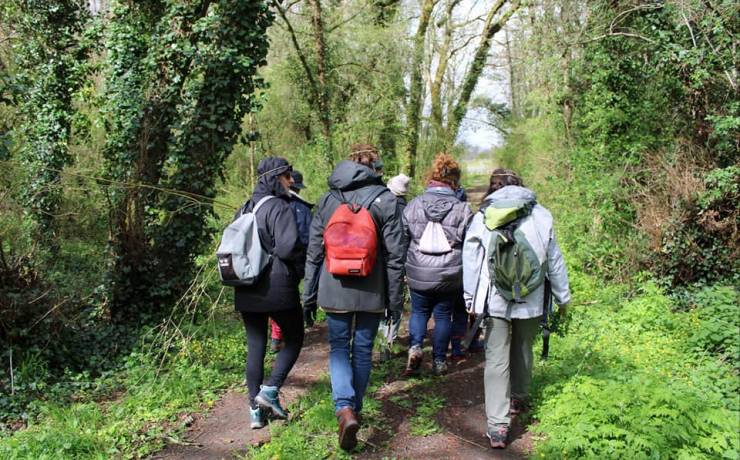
408,393,444,437
683,285,740,362
0,308,245,459
9,0,96,243
658,165,739,285
530,274,739,459
247,379,354,460
102,0,273,319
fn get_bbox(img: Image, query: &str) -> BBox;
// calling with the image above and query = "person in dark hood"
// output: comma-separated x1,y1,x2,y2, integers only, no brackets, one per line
402,153,472,376
303,144,405,451
234,157,305,430
270,170,315,350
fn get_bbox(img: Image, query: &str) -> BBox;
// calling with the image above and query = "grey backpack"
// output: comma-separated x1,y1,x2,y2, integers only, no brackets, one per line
216,195,274,287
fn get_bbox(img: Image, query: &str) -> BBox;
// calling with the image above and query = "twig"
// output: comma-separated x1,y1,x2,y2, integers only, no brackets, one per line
9,347,14,395
448,430,490,450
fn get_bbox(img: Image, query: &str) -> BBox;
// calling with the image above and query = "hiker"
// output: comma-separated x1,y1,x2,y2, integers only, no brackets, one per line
270,169,314,348
303,144,405,451
463,169,570,449
234,157,305,430
403,153,472,376
378,173,411,360
450,184,471,361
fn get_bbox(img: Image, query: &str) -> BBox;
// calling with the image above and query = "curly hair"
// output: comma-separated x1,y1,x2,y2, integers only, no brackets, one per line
427,153,461,188
483,168,523,203
348,143,380,167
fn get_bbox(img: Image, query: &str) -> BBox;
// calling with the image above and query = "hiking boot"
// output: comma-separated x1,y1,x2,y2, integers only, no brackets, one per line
250,406,266,429
432,359,448,376
255,385,288,419
510,398,529,416
486,424,509,449
269,339,283,353
336,407,360,451
403,345,423,377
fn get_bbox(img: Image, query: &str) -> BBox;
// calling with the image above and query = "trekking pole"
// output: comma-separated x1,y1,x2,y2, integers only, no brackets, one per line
541,279,553,359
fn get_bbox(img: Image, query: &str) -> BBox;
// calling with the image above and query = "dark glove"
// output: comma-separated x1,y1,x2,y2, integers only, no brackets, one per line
303,303,317,328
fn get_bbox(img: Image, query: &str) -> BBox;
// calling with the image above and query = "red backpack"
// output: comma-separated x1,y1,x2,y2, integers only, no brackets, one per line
324,188,386,277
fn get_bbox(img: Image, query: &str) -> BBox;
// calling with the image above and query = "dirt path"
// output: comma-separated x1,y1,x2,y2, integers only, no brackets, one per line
150,325,330,460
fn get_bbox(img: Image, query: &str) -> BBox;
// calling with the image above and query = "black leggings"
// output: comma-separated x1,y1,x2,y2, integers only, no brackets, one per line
241,308,304,407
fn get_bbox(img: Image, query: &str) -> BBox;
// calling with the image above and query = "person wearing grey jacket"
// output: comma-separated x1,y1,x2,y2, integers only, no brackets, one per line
403,154,473,376
303,145,405,451
462,169,570,449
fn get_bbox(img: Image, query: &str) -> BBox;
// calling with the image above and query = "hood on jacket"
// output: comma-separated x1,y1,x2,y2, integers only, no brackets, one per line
252,157,291,201
327,160,383,191
421,186,458,222
482,185,537,205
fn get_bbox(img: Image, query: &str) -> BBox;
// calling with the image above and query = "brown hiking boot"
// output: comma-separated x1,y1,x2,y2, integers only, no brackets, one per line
403,345,423,377
336,407,359,451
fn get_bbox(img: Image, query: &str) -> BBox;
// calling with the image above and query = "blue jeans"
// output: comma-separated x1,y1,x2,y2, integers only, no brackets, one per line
409,290,454,361
326,311,382,414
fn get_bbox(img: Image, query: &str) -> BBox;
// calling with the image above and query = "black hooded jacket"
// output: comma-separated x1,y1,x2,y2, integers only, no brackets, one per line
234,157,304,313
303,160,406,313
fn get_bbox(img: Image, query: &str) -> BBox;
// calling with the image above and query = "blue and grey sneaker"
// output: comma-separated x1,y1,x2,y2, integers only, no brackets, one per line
250,406,266,429
255,385,288,419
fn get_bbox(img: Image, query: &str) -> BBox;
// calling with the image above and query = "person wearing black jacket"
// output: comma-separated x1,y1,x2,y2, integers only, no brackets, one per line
303,145,405,451
235,157,305,430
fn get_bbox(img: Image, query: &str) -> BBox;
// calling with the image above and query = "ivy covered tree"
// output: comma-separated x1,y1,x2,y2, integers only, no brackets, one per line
103,0,272,320
11,0,93,246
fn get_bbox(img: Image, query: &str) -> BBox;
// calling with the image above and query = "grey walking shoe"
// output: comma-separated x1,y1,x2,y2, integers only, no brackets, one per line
486,424,509,449
432,359,448,376
403,345,423,377
255,385,288,419
250,405,266,429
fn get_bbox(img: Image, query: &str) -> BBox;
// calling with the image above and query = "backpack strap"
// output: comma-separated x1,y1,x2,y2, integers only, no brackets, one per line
362,186,388,209
252,195,275,214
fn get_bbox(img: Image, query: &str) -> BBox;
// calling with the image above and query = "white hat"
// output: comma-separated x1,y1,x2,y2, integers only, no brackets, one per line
387,174,410,196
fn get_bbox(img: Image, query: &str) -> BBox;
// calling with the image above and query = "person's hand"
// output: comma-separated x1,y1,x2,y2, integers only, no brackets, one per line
464,298,473,313
303,303,317,328
557,303,568,317
387,309,401,323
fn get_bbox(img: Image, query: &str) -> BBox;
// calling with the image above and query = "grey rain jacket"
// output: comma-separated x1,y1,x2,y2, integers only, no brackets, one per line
303,160,406,313
403,186,473,293
462,186,571,319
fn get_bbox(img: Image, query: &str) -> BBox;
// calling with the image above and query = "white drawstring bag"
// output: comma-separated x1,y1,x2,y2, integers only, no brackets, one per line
418,221,452,254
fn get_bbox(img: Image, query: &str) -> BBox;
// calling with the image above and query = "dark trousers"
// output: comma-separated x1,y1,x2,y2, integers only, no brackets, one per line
241,308,304,407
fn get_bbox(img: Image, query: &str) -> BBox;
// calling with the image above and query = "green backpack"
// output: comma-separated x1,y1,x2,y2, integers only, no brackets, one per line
484,198,546,302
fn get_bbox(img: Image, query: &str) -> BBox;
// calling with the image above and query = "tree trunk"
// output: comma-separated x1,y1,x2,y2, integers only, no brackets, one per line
448,0,519,142
404,0,436,178
309,0,334,166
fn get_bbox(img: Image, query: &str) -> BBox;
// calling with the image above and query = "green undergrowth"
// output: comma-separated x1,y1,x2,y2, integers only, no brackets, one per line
496,118,740,458
529,272,739,459
0,308,246,459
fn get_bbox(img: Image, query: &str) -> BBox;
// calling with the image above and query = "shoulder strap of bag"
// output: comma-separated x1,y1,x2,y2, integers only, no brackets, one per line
362,186,388,209
252,195,275,215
